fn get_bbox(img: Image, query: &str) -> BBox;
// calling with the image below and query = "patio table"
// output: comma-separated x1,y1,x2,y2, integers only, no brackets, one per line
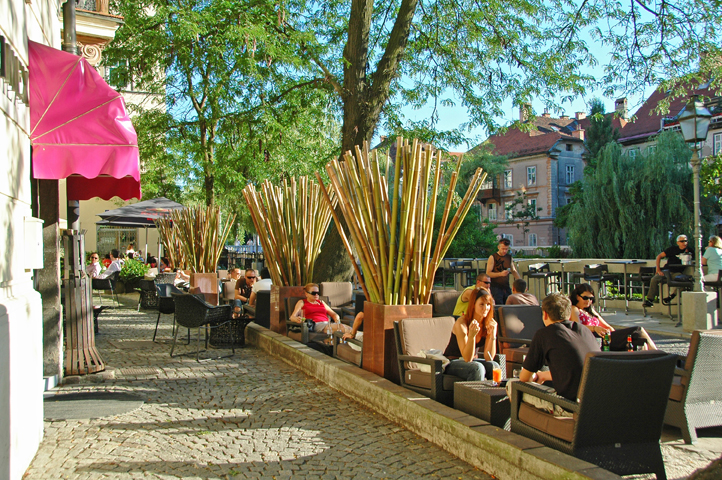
546,259,577,295
604,260,647,313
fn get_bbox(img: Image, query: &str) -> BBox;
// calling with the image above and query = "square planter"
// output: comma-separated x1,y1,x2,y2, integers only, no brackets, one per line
270,285,306,334
363,302,432,384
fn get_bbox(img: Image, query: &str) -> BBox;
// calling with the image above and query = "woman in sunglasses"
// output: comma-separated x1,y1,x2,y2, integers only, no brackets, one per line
570,284,656,350
442,287,500,381
289,283,350,334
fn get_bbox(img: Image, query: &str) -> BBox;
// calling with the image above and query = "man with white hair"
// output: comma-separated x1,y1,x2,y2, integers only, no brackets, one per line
643,234,694,308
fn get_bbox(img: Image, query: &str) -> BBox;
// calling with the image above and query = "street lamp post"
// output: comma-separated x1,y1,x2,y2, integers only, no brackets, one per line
678,95,712,293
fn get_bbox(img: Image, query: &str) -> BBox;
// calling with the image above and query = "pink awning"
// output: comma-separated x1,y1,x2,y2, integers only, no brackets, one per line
28,40,141,201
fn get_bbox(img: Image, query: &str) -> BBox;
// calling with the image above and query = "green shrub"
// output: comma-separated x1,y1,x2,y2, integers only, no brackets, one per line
119,258,150,282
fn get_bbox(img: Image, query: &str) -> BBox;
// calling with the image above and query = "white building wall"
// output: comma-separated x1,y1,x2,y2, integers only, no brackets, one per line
1,1,60,478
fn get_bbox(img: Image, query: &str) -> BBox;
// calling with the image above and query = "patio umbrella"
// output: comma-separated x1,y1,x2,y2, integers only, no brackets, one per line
28,40,141,201
97,197,186,259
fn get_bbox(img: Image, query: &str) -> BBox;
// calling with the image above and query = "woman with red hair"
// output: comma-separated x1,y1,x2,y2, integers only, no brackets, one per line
443,287,499,380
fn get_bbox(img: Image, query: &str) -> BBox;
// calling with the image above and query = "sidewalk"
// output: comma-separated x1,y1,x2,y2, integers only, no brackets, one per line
26,294,720,479
27,295,492,479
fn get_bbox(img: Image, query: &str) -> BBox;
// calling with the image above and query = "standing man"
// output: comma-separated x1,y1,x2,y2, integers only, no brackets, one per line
518,293,600,401
453,273,492,317
486,238,521,306
643,234,693,308
86,252,101,278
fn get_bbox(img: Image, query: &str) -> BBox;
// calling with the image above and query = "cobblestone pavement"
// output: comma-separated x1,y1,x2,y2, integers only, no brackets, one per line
26,297,492,480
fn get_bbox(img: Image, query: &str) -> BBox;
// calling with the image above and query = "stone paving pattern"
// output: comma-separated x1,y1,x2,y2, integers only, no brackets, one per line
26,297,492,479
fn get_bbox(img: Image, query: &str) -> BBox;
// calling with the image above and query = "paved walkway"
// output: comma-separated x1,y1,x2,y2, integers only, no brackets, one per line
27,296,492,480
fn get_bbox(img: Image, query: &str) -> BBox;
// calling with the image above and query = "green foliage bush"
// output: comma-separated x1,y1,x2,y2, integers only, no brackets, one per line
119,258,150,282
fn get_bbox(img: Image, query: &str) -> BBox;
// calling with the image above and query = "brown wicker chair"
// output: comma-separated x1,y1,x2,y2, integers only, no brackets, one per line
510,351,677,480
496,305,545,374
394,317,505,407
170,293,235,361
136,279,158,312
284,295,332,345
431,290,461,317
665,330,722,444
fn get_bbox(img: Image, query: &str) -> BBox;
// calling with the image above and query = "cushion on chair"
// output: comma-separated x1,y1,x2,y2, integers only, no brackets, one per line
223,280,237,302
405,369,459,391
335,343,362,366
320,282,353,307
431,291,461,316
497,305,544,345
518,402,576,443
399,317,456,369
502,347,528,363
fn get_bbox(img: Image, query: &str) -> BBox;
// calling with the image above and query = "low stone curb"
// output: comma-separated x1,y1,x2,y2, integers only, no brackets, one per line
246,323,621,480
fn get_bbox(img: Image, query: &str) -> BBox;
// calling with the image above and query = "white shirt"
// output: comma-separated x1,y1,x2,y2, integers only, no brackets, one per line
99,259,122,278
86,262,101,278
252,278,272,293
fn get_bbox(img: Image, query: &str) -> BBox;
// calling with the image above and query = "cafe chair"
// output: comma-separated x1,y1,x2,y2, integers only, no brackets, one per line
447,260,476,288
523,263,561,297
581,264,622,311
431,290,461,317
170,293,235,361
665,330,722,444
284,295,332,345
511,351,676,480
154,284,183,343
627,266,656,316
252,290,271,329
333,330,363,367
136,279,159,312
91,271,119,306
663,270,693,326
154,272,177,286
496,305,545,374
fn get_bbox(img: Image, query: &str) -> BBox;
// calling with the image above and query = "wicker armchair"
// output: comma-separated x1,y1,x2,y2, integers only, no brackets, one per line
154,284,183,342
665,330,722,444
284,295,332,345
510,351,676,479
136,279,159,312
91,271,119,306
170,293,235,361
496,305,545,374
431,290,461,317
394,317,505,407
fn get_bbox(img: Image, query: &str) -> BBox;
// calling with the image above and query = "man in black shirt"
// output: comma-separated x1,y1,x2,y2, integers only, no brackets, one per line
519,293,600,401
644,234,693,307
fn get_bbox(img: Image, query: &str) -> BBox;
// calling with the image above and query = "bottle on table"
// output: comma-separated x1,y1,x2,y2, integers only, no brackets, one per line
602,332,611,352
626,335,634,352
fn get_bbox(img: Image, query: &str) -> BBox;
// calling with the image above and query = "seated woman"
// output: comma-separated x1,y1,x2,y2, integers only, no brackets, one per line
443,287,500,381
702,235,722,283
570,283,657,350
289,283,350,334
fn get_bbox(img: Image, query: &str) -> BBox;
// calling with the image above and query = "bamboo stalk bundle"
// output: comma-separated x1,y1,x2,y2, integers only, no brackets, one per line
242,176,338,286
154,205,235,273
322,137,487,305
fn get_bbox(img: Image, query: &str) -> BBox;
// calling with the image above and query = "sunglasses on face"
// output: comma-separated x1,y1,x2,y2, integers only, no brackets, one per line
481,281,491,285
307,291,320,295
679,239,688,243
580,295,594,301
246,276,256,279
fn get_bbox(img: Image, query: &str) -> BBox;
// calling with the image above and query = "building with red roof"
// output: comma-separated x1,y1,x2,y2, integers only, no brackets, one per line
477,108,587,248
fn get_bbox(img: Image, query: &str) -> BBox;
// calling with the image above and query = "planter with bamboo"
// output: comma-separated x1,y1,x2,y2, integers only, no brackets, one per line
243,176,338,333
319,138,486,380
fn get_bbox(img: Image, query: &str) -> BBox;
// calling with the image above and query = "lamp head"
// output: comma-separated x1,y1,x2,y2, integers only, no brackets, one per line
678,95,712,145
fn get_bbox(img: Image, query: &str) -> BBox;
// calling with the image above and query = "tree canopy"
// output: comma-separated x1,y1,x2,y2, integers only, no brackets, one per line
564,131,714,259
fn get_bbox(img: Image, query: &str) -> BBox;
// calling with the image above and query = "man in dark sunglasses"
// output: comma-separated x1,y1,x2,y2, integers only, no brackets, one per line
453,273,492,317
644,234,693,308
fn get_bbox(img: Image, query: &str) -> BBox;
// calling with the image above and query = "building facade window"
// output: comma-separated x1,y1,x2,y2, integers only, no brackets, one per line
565,165,574,185
501,233,513,244
481,175,494,190
566,144,573,151
505,201,514,219
487,203,497,221
504,169,513,189
628,148,639,158
646,145,657,155
527,166,536,186
529,198,537,214
714,133,722,156
528,233,537,247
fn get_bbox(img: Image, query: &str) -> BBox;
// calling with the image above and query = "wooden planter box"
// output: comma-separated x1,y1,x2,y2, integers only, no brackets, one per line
270,285,306,334
190,272,219,305
363,302,432,384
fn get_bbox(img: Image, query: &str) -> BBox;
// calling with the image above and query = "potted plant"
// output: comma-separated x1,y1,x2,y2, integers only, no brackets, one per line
243,176,338,333
118,257,150,293
319,138,486,381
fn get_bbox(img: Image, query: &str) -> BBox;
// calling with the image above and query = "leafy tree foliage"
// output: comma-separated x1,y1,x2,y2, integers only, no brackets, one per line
565,131,708,259
584,98,619,172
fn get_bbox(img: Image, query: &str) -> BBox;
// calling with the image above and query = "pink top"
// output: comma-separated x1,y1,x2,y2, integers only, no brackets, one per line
577,308,600,327
302,299,328,323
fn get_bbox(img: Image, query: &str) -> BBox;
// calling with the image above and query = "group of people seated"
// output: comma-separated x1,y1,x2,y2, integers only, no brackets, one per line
232,267,273,318
85,249,125,279
441,281,657,400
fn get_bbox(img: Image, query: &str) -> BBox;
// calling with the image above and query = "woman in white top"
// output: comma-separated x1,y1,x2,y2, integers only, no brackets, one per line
702,235,722,282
